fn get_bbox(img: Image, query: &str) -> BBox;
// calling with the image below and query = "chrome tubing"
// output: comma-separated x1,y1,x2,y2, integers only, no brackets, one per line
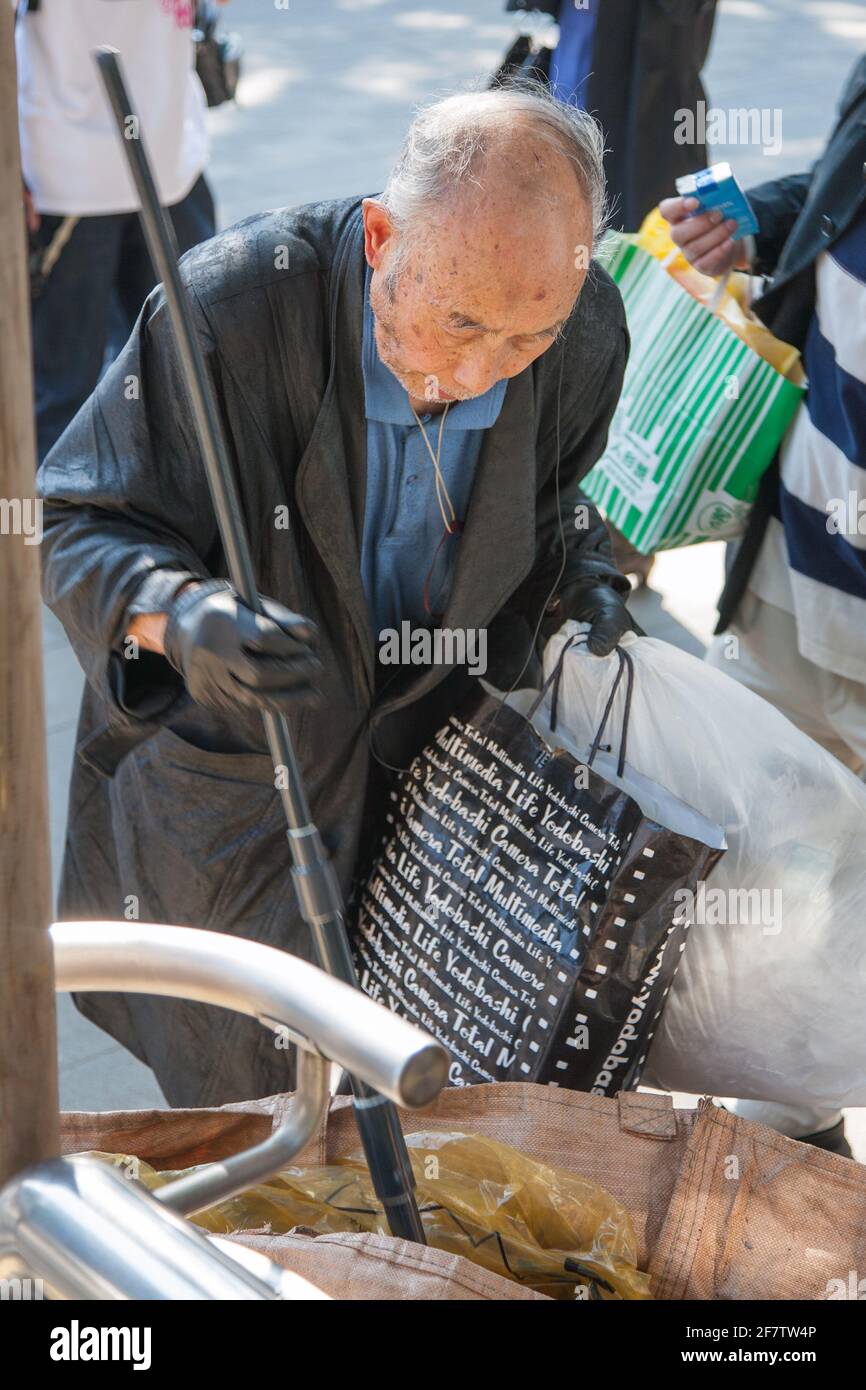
0,914,451,1299
0,1155,305,1300
154,1048,329,1217
52,921,446,1213
52,921,448,1110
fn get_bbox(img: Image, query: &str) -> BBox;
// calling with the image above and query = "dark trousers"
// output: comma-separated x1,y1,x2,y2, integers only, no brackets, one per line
31,173,216,462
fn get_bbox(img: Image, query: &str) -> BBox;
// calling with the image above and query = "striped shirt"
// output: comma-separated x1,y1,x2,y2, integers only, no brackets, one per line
749,201,866,683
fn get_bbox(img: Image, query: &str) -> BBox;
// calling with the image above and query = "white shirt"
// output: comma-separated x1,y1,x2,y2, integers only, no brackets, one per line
16,0,209,216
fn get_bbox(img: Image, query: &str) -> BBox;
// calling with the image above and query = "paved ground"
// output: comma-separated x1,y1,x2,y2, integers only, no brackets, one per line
46,0,865,1155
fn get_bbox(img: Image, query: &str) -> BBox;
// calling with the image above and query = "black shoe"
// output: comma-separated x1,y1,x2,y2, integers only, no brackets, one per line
797,1118,853,1159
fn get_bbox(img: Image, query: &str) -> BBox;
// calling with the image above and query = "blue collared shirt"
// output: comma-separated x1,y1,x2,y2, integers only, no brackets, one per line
360,264,507,637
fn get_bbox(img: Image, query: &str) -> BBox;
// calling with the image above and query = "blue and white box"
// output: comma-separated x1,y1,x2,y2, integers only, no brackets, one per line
676,162,759,239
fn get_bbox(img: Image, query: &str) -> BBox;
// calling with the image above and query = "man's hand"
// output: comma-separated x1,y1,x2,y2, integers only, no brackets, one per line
659,195,751,277
162,580,321,719
542,579,641,657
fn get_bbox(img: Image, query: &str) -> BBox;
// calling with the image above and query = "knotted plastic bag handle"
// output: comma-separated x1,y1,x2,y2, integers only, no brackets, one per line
526,634,636,779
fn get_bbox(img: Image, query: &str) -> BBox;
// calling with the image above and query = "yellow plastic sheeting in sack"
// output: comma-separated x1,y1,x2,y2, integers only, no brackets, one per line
85,1130,651,1301
632,208,804,384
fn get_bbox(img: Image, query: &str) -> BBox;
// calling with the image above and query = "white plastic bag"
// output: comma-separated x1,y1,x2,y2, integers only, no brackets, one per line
535,622,866,1109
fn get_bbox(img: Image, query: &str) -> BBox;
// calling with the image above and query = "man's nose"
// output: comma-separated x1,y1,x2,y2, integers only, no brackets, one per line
452,345,501,395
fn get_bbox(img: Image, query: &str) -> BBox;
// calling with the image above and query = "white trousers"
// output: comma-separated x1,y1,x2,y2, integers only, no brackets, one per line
706,590,866,1138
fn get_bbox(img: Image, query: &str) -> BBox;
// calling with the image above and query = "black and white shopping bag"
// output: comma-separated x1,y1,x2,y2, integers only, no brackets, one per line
355,639,725,1095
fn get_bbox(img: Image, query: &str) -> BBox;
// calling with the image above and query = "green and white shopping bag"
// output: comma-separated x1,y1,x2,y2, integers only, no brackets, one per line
583,235,805,554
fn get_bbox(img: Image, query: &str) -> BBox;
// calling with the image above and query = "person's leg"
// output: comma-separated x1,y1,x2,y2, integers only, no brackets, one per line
31,213,123,462
707,591,863,1151
723,1100,850,1154
706,592,864,772
168,173,217,254
113,174,217,346
816,663,866,774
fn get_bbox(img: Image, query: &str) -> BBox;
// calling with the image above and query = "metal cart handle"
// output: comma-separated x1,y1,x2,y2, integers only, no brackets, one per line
51,921,448,1216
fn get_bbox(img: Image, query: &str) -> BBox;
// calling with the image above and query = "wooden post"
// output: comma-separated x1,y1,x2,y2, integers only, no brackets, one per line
0,4,60,1185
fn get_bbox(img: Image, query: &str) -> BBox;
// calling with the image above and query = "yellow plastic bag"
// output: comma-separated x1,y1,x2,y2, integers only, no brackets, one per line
632,208,804,384
86,1130,652,1301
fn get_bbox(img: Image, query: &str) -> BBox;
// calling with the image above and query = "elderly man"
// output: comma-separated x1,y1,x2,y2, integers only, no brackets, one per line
39,85,635,1106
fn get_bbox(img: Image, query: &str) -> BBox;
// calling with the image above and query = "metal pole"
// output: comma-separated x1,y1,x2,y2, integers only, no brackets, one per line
0,3,60,1187
94,48,425,1243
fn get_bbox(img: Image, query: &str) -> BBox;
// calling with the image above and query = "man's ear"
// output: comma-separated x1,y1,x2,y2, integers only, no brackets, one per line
362,198,398,269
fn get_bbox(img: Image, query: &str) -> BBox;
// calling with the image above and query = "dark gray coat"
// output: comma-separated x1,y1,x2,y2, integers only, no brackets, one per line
38,196,628,1106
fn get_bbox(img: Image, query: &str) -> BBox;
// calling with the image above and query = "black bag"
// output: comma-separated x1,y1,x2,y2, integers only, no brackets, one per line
355,640,724,1096
194,0,242,108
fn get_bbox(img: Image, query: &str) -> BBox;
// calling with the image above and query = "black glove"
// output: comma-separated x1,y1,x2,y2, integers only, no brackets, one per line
164,578,321,719
541,579,642,657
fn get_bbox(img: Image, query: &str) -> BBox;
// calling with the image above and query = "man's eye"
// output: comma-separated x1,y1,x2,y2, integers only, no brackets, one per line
517,331,554,348
442,325,556,346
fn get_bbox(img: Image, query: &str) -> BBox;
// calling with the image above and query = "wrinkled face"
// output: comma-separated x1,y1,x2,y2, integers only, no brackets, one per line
363,147,593,405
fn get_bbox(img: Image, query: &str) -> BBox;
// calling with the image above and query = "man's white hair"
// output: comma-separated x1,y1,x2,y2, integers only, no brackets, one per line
380,81,608,256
